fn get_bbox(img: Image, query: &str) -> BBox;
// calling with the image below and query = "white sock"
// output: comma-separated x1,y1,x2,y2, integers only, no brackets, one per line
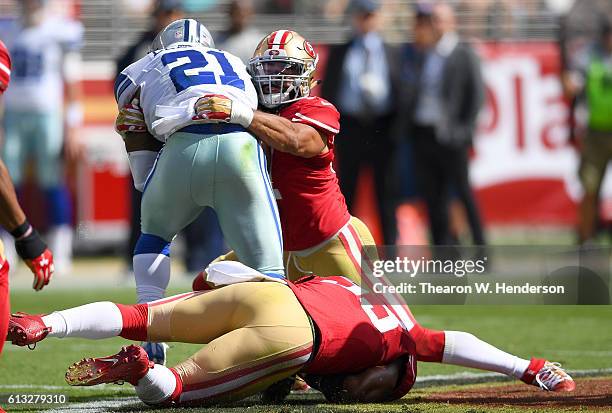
443,331,531,379
42,302,123,339
133,253,171,304
135,364,177,405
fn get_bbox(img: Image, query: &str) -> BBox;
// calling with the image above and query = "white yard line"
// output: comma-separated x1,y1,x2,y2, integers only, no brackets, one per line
0,384,112,391
46,397,140,413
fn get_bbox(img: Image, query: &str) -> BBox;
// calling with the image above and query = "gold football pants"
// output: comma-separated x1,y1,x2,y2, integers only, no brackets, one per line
146,282,313,404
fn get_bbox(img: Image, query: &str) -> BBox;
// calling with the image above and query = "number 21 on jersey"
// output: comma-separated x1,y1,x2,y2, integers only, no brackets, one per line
161,49,245,93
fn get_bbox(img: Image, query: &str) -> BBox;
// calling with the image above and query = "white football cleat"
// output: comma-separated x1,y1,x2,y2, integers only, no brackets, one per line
522,358,576,392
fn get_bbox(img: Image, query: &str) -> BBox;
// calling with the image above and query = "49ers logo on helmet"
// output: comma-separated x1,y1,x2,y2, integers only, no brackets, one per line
303,41,316,58
265,49,287,57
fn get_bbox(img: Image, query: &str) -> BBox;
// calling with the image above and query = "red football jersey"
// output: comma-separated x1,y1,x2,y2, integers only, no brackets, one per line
287,275,417,398
0,40,10,93
273,97,350,251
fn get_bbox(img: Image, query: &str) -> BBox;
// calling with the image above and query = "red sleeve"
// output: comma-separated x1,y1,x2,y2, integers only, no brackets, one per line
287,97,340,136
0,41,11,93
387,355,417,401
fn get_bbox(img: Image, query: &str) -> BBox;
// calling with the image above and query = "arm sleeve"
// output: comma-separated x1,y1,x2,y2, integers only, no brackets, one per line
127,150,159,192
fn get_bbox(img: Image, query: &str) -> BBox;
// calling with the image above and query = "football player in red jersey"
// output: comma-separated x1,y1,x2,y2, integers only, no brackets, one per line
8,261,573,407
191,30,374,285
0,39,54,355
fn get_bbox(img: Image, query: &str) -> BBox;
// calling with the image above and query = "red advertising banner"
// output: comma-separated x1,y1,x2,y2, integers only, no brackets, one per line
474,42,611,225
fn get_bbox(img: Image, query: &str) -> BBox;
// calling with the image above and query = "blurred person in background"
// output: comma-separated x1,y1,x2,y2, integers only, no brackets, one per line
216,0,264,64
399,2,485,246
115,0,226,274
322,0,400,246
115,0,185,73
563,18,612,244
0,0,83,274
1,37,54,355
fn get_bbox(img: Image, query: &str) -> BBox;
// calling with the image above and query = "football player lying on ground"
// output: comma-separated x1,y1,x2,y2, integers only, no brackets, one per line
8,262,573,407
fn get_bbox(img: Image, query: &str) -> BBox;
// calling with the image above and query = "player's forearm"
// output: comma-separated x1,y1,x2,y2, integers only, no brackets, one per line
248,111,302,153
248,111,323,157
0,159,26,231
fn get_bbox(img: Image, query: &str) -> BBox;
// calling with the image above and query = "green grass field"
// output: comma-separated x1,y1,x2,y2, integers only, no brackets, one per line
2,287,611,413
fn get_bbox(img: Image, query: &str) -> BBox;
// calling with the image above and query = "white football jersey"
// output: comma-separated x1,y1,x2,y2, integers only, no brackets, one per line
115,44,257,141
1,17,83,112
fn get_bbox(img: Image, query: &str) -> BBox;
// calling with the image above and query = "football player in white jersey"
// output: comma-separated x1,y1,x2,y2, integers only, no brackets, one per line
115,19,284,364
1,0,83,274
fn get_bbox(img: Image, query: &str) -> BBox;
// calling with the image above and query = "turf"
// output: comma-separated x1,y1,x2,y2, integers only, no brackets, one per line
2,288,611,412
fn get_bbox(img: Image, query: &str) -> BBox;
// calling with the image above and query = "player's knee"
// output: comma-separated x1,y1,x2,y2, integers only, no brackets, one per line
411,324,445,362
133,233,171,256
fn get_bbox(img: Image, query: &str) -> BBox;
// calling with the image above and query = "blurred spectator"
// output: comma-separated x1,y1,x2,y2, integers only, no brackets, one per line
563,18,612,243
216,0,264,64
183,0,219,12
1,0,84,274
115,0,226,273
322,0,400,246
398,2,485,246
115,0,184,73
260,0,293,14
